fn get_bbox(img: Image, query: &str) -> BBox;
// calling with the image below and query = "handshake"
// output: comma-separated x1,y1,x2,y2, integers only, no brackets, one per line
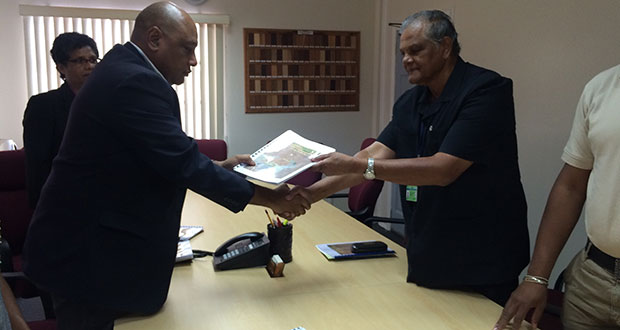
218,150,358,221
256,184,313,220
216,153,334,221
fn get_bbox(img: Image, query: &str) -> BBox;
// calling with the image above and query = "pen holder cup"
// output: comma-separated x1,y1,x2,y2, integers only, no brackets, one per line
267,223,293,263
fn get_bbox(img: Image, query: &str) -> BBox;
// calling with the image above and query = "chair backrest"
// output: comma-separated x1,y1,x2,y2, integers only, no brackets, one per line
348,138,384,214
196,139,227,161
0,149,34,255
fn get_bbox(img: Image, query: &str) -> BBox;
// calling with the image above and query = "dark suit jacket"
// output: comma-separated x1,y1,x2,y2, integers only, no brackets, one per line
23,43,255,314
22,83,74,208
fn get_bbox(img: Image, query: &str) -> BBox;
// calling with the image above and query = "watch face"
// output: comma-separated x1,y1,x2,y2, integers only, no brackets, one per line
363,171,375,180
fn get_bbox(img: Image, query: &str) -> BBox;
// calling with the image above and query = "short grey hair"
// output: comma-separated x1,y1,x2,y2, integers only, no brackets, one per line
399,10,460,56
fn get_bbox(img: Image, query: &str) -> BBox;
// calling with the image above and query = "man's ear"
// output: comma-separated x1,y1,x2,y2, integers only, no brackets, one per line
440,37,453,59
146,26,163,51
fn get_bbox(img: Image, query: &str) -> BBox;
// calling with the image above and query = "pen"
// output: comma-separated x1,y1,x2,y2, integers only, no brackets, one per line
265,209,275,227
273,211,282,227
282,219,288,226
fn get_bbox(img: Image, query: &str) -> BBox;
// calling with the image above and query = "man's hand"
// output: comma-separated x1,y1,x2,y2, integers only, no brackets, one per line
494,282,548,330
215,154,254,170
269,184,311,220
311,152,366,176
286,185,315,204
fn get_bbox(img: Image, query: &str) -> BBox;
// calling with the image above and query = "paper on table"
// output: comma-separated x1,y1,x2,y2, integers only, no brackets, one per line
233,130,335,184
176,240,193,263
179,225,203,241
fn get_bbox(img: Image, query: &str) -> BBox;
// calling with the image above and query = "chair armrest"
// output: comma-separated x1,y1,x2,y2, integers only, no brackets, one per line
327,193,348,199
363,216,405,227
1,272,26,279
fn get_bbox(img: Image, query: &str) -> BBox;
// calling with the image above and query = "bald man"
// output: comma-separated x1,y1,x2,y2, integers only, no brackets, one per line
22,2,308,329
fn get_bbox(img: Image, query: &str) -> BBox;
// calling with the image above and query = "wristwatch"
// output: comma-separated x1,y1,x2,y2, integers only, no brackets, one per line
363,158,375,180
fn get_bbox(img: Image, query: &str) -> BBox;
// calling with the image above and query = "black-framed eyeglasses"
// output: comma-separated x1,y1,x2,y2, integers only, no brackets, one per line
67,57,100,65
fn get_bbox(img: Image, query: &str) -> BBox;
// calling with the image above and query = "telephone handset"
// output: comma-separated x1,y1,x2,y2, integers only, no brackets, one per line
212,232,271,271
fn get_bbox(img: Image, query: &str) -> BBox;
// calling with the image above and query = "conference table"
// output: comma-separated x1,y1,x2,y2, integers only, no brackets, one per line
116,190,529,330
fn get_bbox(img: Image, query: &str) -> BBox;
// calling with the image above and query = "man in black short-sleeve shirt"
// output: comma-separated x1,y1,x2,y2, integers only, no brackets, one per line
289,10,529,306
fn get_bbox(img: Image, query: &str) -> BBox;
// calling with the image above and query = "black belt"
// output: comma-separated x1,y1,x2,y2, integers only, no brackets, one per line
587,241,619,274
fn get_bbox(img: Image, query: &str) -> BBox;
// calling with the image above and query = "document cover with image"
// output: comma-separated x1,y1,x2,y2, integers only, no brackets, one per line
233,130,335,184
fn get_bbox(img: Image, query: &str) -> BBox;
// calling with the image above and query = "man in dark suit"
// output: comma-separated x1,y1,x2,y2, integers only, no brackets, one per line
22,2,308,329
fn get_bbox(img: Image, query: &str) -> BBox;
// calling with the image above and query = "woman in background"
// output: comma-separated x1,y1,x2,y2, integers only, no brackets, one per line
22,32,99,208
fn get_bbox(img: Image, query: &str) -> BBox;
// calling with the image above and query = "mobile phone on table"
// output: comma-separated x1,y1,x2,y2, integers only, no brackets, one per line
351,241,387,253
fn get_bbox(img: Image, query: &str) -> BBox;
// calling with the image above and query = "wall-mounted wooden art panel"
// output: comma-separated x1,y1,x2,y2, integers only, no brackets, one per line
244,28,360,113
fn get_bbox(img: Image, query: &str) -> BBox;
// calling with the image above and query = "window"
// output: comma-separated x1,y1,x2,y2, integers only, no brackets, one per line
19,5,228,139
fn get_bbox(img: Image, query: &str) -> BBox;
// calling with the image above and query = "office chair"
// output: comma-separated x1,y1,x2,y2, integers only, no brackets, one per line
195,139,227,161
0,149,34,276
328,138,385,223
362,215,405,247
0,149,56,321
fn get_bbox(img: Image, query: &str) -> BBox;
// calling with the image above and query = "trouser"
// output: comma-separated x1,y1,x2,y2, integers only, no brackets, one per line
52,294,129,330
562,245,620,330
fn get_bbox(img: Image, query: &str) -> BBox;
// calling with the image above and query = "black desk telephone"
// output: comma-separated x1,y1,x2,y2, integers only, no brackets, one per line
212,232,271,271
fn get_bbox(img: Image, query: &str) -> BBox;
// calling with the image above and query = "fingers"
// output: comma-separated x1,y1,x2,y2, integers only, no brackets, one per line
286,185,302,200
311,153,331,162
297,195,311,210
280,212,293,219
286,185,313,203
495,300,516,330
272,195,309,219
510,306,528,330
275,184,291,194
530,305,545,330
495,282,548,330
237,154,255,166
309,162,324,173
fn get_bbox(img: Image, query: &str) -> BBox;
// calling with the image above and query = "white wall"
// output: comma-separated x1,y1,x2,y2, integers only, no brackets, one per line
2,0,377,158
200,0,377,157
0,0,28,145
381,0,620,282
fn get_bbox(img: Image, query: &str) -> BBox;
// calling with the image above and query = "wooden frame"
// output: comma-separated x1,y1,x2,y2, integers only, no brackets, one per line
244,28,360,113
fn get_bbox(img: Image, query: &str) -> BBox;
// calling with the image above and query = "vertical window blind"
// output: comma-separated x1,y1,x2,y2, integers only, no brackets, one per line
19,5,228,139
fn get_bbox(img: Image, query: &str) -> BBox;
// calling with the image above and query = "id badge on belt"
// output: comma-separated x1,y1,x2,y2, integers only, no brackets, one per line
405,185,418,202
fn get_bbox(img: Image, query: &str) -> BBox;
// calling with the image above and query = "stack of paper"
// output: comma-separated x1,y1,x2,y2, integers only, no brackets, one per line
176,240,194,263
176,225,204,263
179,225,203,241
234,130,335,184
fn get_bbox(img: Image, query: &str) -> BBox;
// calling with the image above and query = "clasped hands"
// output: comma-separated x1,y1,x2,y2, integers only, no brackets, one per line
216,154,312,220
218,152,362,220
282,152,363,217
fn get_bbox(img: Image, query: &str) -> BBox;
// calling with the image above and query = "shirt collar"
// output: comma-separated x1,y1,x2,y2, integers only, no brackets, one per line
128,41,168,84
417,56,467,104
